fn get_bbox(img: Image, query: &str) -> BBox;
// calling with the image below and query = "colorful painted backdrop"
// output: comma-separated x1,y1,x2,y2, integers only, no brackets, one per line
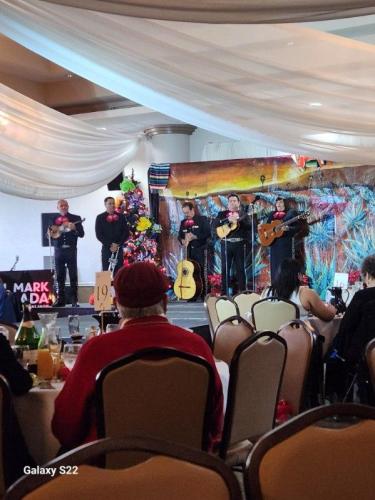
159,157,375,297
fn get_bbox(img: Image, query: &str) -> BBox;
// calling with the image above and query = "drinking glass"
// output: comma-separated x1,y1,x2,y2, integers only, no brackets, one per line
47,327,62,379
62,344,82,370
68,315,80,336
105,323,119,333
11,345,30,368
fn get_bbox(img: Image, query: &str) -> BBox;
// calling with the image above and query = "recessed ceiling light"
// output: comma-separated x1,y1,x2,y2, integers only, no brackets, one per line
98,127,107,130
309,102,322,107
66,73,73,78
287,41,294,46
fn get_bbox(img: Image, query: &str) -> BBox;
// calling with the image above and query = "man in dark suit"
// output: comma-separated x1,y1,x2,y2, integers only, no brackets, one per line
178,202,211,299
48,199,84,307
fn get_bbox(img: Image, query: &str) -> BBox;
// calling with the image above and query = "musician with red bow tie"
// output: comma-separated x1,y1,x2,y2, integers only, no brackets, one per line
266,197,300,281
95,197,129,277
178,202,211,299
48,199,84,307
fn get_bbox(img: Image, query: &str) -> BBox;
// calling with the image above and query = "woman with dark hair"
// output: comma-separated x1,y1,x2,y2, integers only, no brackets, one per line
326,254,375,401
264,258,336,321
265,197,300,281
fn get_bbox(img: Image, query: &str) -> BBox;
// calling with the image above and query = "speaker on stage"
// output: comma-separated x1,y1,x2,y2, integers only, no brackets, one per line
107,172,124,191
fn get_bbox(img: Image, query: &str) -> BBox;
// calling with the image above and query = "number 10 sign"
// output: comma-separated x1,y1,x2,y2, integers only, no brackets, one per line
94,271,113,311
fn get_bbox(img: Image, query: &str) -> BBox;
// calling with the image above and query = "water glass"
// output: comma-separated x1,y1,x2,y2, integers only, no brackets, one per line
62,344,82,371
105,323,119,333
68,315,80,336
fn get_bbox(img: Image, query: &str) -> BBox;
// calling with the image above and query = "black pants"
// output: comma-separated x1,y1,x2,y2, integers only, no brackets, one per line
188,245,208,297
220,240,248,295
55,247,78,303
101,245,123,277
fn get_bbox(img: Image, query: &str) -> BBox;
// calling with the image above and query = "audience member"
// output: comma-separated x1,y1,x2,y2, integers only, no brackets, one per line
326,254,375,401
263,258,336,321
52,262,223,451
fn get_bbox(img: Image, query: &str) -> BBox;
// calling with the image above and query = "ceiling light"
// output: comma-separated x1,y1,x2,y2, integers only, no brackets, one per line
309,102,322,107
66,73,73,78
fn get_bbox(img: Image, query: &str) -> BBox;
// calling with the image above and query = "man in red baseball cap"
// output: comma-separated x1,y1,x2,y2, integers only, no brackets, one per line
53,262,223,452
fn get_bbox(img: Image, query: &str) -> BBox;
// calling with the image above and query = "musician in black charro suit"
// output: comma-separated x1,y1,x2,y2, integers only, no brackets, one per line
48,199,84,307
213,193,253,295
178,202,211,299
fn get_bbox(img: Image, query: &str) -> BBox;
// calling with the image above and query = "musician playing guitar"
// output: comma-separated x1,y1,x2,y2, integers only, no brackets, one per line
47,199,84,307
261,197,301,281
178,202,211,300
213,193,255,295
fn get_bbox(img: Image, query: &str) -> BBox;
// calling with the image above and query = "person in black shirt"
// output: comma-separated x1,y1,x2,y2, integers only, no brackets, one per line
48,199,84,307
178,202,211,298
95,197,129,277
213,193,254,295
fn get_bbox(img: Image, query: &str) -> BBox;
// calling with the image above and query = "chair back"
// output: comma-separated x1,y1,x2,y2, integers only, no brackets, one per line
95,348,215,462
215,297,239,324
220,332,287,460
204,294,220,337
277,320,314,416
233,292,261,321
213,316,254,364
251,297,299,332
366,338,375,396
0,322,17,346
0,376,10,497
6,437,241,500
245,403,375,500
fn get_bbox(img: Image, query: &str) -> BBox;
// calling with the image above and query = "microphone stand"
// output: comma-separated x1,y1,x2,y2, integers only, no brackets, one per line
247,202,256,291
10,255,19,272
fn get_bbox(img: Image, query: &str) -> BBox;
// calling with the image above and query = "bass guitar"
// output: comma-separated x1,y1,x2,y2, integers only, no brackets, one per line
173,239,202,300
48,218,86,239
258,211,309,247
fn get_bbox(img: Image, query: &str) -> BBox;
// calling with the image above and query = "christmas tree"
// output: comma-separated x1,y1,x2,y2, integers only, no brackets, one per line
115,174,161,266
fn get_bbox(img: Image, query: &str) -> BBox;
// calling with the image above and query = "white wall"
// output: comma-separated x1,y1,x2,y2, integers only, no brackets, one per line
0,141,150,286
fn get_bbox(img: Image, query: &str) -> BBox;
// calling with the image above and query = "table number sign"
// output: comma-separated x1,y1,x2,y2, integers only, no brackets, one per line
94,271,113,311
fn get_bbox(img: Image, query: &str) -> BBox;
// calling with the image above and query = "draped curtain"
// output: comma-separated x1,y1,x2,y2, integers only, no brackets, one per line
0,83,139,199
2,0,375,164
41,0,375,23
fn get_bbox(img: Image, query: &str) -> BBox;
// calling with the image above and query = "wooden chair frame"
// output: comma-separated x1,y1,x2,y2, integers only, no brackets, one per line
245,403,375,500
95,347,215,451
5,436,242,500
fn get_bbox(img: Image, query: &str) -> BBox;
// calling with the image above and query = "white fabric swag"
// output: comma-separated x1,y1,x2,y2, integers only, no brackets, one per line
0,84,139,199
3,0,375,163
41,0,375,24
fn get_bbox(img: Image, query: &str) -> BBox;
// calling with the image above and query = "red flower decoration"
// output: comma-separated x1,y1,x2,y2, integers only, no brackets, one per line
55,216,68,225
184,219,195,228
106,214,119,223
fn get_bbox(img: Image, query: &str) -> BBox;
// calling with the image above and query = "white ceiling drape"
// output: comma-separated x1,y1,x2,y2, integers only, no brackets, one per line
2,0,375,163
0,83,139,199
40,0,375,24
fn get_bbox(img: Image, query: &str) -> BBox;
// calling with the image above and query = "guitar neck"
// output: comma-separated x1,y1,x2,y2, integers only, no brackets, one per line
275,213,306,229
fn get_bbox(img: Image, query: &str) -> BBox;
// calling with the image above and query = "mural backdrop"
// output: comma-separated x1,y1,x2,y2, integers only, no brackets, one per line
159,157,375,297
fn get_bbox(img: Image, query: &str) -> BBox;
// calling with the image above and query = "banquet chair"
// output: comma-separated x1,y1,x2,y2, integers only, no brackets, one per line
213,315,254,364
251,297,299,333
204,294,220,337
0,322,18,345
233,292,261,321
277,320,318,416
0,375,11,496
215,297,240,325
5,436,242,500
245,403,375,500
219,332,287,468
365,338,375,398
95,347,215,467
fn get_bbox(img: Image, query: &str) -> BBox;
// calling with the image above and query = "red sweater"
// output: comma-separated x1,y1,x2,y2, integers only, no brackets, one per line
52,316,223,450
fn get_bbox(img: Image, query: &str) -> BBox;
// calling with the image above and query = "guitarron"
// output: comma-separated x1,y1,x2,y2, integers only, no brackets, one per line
173,247,202,300
258,212,309,247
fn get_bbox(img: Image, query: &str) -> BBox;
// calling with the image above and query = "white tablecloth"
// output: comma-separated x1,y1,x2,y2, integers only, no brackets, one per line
14,382,63,465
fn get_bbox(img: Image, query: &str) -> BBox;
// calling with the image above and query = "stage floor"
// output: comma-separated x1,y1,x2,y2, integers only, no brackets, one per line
34,301,207,336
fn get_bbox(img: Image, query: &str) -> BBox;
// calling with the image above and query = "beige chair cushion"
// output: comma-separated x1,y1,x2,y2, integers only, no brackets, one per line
215,299,238,324
24,457,232,500
213,321,253,364
204,295,220,336
234,293,261,320
252,300,297,332
258,420,375,500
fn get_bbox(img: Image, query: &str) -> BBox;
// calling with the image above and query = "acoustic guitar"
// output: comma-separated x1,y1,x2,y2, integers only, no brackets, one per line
173,242,202,300
258,212,309,247
216,212,247,239
48,218,86,239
